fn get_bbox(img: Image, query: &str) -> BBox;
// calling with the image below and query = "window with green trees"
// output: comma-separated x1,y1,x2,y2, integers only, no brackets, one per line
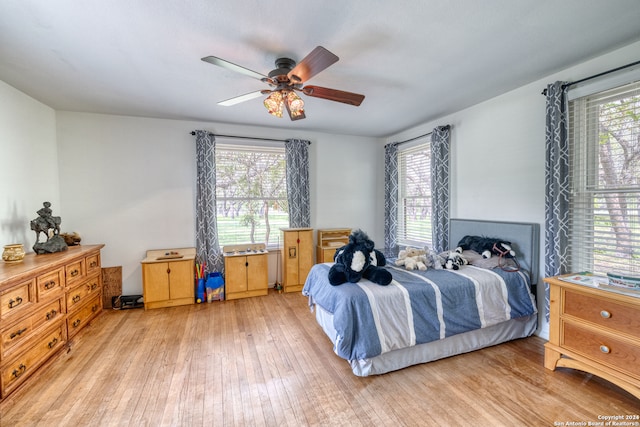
569,80,640,276
215,142,289,247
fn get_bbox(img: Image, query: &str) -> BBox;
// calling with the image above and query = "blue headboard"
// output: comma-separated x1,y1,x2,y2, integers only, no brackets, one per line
449,219,540,285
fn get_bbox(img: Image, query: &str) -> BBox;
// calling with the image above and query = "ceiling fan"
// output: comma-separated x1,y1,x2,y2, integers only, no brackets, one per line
201,46,365,121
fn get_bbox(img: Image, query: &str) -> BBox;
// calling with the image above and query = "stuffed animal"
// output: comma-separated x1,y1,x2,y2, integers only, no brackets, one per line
395,247,428,271
443,249,468,270
424,247,445,270
328,230,392,286
456,235,515,259
395,247,444,271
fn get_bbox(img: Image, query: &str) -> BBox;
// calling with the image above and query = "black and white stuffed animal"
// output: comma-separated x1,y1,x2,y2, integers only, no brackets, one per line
328,229,392,286
456,235,515,259
443,249,468,270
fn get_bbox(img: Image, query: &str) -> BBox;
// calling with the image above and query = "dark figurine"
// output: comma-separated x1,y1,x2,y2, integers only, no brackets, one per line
31,201,67,254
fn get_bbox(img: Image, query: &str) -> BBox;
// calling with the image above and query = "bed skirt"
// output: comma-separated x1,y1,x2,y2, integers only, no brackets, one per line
314,303,537,377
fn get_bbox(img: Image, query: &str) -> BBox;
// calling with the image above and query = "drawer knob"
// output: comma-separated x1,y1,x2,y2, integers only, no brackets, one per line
12,364,26,379
8,296,23,309
72,319,81,328
70,269,79,277
600,345,611,354
44,280,56,290
46,309,58,320
48,337,58,349
72,295,81,304
10,327,27,339
600,310,611,319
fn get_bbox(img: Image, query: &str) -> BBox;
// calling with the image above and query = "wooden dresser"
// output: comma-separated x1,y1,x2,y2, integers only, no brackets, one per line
544,275,640,399
0,244,104,400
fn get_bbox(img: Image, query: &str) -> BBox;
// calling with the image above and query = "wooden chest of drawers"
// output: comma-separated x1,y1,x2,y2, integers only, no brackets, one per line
0,244,104,400
544,276,640,399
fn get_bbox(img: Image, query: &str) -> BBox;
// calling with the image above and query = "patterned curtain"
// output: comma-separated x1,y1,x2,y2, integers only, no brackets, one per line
285,139,311,228
194,131,224,274
384,143,399,250
430,125,451,253
544,81,570,320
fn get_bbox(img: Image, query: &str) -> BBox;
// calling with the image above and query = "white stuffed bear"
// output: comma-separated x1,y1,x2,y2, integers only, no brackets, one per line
423,247,445,270
395,247,428,271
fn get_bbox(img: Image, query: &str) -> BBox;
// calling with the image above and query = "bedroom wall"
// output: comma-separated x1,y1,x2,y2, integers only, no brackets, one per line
0,80,60,249
384,39,640,338
55,112,382,295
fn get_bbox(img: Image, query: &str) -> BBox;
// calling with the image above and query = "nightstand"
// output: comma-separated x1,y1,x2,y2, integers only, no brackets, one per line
544,275,640,399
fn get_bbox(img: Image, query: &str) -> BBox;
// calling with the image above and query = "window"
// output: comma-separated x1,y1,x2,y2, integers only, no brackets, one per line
568,80,640,276
397,139,432,247
215,142,288,247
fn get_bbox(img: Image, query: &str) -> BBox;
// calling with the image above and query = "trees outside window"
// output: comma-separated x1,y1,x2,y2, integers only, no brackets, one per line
215,143,288,247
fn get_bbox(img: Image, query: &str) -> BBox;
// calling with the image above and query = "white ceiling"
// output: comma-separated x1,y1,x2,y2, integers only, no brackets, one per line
2,1,640,138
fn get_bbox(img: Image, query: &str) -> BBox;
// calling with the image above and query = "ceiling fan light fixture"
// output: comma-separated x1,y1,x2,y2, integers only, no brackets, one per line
264,91,284,118
285,91,305,120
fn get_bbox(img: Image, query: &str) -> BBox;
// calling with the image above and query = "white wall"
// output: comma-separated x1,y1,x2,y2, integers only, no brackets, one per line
55,113,382,294
384,40,640,337
0,81,60,249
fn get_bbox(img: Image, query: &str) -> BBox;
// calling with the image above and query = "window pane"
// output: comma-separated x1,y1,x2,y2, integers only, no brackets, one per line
569,82,640,276
397,141,432,247
215,143,288,247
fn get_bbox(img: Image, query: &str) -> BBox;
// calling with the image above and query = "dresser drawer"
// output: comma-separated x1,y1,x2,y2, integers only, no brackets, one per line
1,298,64,360
67,293,101,339
36,268,65,301
1,324,65,398
86,253,101,275
65,259,85,286
564,290,640,337
0,280,35,321
66,274,101,313
562,322,640,379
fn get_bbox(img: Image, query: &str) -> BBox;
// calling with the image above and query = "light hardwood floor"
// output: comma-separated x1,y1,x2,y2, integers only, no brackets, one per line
1,291,638,426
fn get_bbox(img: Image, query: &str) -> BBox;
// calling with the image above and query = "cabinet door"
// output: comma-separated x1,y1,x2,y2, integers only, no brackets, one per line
247,254,268,291
225,257,248,294
142,263,170,303
298,230,314,284
283,231,300,286
167,260,194,300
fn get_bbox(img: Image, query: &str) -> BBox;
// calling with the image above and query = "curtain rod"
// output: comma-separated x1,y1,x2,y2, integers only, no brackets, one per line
541,59,640,95
392,131,432,146
190,131,287,143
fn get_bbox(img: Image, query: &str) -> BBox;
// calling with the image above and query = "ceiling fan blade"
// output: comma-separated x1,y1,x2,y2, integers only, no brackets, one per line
218,90,265,106
288,46,339,83
302,85,365,106
201,56,268,81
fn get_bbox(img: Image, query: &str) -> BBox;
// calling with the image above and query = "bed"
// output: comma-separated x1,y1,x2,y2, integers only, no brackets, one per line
302,219,540,376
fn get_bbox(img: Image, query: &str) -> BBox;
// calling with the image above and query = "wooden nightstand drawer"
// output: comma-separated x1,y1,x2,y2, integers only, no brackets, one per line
1,280,35,321
1,324,65,398
563,322,640,379
36,268,65,301
564,290,640,337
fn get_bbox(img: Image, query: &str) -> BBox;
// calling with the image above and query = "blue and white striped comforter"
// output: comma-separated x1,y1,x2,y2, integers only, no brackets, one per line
302,263,537,361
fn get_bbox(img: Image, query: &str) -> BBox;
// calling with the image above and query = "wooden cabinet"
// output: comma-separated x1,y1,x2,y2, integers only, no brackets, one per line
223,244,268,300
316,228,351,263
544,276,640,399
281,228,313,293
141,248,195,310
0,244,104,400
